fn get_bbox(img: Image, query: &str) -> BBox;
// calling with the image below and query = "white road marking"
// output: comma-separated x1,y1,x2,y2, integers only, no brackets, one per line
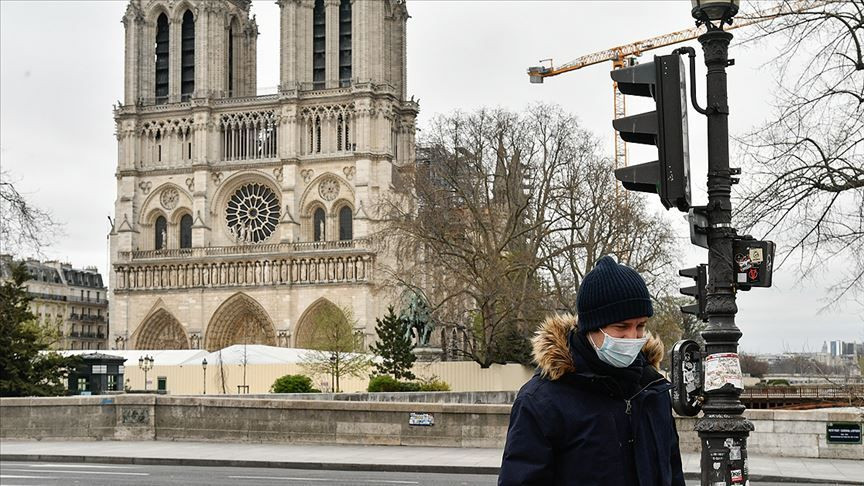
229,477,331,482
0,475,51,479
2,467,149,476
228,476,418,484
24,463,137,469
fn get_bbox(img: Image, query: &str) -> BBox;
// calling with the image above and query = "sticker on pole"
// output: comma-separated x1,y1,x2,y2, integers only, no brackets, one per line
703,352,743,391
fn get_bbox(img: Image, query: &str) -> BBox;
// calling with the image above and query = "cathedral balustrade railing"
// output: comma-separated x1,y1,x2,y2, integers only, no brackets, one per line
119,238,372,262
113,254,374,292
213,93,280,106
135,100,194,113
291,238,370,252
301,87,353,99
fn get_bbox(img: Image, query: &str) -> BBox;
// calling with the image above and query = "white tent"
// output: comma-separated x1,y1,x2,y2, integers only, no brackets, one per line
59,349,207,367
57,345,378,367
186,345,312,365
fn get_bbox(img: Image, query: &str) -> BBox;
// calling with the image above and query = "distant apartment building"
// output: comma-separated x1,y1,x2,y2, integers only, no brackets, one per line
824,340,861,358
0,255,108,350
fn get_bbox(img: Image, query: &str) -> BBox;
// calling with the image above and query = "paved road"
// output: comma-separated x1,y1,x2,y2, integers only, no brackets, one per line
1,461,495,486
1,461,858,486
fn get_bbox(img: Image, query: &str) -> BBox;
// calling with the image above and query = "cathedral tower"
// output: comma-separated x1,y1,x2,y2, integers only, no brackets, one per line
109,0,418,352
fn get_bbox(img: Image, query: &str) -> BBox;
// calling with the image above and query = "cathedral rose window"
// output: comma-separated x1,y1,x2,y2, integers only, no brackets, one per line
225,183,280,243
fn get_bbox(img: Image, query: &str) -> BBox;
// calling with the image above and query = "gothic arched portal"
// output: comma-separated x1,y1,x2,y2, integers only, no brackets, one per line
204,293,277,351
294,298,349,350
135,308,190,350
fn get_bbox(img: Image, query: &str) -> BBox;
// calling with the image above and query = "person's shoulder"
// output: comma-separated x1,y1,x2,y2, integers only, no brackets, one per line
516,371,585,407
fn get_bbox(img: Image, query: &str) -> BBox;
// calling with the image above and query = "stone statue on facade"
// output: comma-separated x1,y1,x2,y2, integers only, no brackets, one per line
160,229,167,250
318,219,325,242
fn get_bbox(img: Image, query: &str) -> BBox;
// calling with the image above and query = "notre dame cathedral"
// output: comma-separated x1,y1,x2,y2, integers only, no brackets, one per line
109,0,418,351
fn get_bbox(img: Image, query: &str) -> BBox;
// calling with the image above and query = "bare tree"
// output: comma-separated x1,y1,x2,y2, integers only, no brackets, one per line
300,304,371,392
541,152,678,314
739,354,770,378
0,170,61,257
216,349,228,395
379,104,679,367
735,1,863,307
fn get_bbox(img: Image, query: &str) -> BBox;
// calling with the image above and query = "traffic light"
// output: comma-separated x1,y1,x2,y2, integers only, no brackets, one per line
612,54,691,212
679,264,707,322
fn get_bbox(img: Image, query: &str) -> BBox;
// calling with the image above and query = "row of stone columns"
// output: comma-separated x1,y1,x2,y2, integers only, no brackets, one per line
115,255,373,291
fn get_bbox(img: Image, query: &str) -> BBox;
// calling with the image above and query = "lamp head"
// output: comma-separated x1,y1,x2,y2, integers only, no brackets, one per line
691,0,740,27
202,358,208,368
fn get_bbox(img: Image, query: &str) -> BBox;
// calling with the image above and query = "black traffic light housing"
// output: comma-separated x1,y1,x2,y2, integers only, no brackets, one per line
679,264,708,322
612,54,691,212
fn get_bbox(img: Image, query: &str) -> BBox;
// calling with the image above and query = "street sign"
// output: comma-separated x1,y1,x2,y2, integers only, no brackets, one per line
409,412,435,426
688,207,708,249
827,423,861,444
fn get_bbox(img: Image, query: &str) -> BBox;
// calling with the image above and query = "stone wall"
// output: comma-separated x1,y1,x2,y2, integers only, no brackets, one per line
676,409,864,460
0,395,510,448
1,395,861,459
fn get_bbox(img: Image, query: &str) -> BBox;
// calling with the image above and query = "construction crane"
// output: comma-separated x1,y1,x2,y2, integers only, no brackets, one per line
527,1,828,170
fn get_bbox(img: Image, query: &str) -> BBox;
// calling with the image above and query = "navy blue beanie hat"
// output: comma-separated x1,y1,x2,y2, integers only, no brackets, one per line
577,255,653,333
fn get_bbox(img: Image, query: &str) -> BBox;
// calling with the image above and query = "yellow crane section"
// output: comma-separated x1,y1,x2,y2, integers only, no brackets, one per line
528,1,829,170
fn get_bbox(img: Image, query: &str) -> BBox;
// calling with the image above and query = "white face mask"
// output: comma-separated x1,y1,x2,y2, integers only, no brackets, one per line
590,328,649,368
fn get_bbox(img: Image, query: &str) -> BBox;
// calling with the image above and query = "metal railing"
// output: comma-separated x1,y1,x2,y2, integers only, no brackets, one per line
741,385,864,400
67,295,108,305
28,292,67,302
69,314,105,322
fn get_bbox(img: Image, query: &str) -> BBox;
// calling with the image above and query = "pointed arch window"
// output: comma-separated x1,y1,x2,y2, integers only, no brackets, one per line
337,115,344,151
155,216,167,250
339,0,352,87
315,116,322,153
154,13,169,104
313,207,326,242
338,206,352,241
181,10,195,100
180,214,193,249
228,19,238,96
312,0,326,90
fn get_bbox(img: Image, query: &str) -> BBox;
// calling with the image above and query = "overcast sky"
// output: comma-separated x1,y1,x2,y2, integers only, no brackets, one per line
1,1,861,353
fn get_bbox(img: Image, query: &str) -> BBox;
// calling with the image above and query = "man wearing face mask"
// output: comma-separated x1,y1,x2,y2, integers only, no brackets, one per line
499,256,685,486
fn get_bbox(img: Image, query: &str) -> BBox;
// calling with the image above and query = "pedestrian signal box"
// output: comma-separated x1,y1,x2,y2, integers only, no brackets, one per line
732,239,775,289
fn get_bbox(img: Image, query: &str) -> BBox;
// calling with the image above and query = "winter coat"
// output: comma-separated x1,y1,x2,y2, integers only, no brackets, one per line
499,314,685,486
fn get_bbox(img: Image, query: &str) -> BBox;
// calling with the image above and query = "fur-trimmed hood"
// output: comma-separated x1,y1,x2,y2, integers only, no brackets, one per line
532,313,664,380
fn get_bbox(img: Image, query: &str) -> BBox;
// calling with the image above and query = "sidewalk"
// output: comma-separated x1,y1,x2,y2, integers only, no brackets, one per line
1,440,862,484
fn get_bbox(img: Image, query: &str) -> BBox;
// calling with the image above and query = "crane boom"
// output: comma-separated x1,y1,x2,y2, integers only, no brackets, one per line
527,0,830,170
528,0,828,82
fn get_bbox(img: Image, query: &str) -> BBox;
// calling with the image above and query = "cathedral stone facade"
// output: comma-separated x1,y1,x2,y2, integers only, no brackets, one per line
109,0,417,351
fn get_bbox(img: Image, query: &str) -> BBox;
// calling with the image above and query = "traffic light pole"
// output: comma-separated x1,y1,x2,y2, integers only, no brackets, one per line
695,27,754,486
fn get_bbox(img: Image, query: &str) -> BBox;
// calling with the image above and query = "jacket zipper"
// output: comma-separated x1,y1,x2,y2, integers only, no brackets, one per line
624,377,665,415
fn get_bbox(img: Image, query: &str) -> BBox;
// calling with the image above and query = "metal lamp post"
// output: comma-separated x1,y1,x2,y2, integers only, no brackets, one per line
329,352,337,393
138,354,154,391
202,358,208,395
690,1,754,485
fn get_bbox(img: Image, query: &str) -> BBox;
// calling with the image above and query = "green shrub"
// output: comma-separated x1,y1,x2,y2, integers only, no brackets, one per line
367,375,423,392
398,381,422,392
418,378,450,392
368,375,401,392
766,379,790,387
271,374,320,393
